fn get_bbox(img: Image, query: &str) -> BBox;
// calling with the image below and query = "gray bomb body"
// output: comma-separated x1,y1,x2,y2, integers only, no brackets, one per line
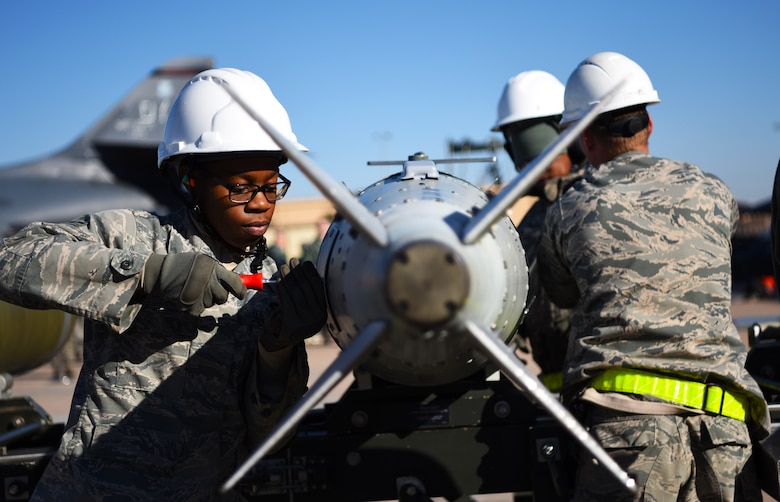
317,161,528,386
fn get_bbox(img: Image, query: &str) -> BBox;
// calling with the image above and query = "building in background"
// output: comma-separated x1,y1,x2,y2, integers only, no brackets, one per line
269,198,336,261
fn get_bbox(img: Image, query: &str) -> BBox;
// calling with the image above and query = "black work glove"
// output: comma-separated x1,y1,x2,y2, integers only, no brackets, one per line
261,258,327,352
142,252,247,316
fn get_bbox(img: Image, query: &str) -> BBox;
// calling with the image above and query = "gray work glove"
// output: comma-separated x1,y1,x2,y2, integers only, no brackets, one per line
261,258,327,352
142,252,247,316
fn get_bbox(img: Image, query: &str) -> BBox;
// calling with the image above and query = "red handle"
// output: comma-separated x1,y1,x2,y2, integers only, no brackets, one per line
240,273,265,290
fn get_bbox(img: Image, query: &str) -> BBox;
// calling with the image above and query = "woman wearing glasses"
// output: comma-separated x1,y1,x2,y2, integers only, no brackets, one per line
0,68,327,501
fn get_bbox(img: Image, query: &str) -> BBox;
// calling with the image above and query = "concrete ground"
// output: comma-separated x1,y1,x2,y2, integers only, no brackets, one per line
8,298,780,501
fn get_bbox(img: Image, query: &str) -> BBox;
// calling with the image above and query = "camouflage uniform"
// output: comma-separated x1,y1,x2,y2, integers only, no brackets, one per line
538,151,770,500
517,171,581,380
0,207,309,501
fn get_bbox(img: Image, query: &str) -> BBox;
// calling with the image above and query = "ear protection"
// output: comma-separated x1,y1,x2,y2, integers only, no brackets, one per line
598,109,649,138
182,175,195,187
606,113,649,137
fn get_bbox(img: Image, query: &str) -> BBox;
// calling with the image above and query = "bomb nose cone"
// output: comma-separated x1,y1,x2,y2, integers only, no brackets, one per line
385,241,469,327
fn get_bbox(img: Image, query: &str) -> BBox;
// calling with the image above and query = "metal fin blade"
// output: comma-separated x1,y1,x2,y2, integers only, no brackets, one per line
465,320,637,494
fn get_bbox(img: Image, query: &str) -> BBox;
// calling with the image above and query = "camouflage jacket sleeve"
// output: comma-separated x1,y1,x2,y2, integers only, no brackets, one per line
231,257,310,446
0,210,149,332
538,203,580,309
243,343,310,447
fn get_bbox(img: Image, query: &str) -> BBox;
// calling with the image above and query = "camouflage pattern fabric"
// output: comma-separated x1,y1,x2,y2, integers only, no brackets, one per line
537,151,770,438
0,207,309,501
572,406,760,501
517,170,582,377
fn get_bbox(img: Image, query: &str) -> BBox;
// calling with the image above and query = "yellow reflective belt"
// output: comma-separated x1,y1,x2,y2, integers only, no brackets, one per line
591,368,747,422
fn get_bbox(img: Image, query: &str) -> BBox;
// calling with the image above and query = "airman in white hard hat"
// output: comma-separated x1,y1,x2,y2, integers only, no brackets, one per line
538,52,769,501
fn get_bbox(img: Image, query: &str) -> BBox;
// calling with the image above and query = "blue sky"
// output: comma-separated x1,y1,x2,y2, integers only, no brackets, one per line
2,1,778,205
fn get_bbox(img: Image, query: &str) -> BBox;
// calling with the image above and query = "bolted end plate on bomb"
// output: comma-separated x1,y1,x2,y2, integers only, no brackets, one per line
385,240,469,327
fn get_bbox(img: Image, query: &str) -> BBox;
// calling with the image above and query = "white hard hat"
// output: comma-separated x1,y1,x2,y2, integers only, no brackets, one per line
561,52,660,126
158,68,306,170
491,70,565,132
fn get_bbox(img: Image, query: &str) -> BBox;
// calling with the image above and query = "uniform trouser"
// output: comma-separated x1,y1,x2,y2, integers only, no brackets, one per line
573,405,761,502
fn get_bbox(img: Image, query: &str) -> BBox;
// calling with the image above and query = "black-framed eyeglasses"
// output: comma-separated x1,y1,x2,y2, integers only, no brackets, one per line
203,171,291,204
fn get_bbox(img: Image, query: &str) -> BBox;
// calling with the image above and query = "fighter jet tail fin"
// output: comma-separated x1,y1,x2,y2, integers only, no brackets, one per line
0,57,213,232
82,57,213,208
65,56,213,158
